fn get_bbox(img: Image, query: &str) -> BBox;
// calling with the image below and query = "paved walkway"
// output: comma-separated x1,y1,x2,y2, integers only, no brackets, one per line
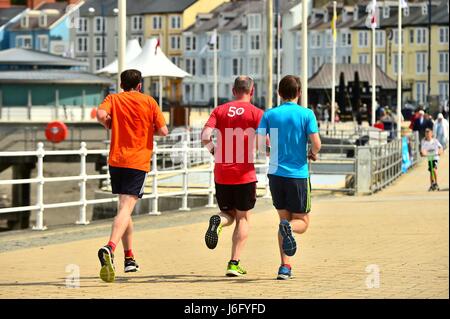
0,154,448,299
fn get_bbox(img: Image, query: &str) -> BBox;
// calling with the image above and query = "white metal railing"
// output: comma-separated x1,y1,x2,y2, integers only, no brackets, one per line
0,141,271,230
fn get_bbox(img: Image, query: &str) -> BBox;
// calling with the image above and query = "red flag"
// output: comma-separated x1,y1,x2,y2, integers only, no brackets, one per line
155,38,160,55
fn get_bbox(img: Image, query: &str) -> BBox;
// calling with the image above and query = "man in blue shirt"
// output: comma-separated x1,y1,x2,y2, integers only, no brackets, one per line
257,75,321,280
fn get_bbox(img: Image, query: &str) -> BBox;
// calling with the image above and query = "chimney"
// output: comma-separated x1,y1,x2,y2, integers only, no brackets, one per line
0,0,11,9
27,0,55,9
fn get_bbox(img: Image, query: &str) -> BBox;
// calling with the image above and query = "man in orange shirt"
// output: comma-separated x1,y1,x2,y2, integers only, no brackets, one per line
96,69,168,283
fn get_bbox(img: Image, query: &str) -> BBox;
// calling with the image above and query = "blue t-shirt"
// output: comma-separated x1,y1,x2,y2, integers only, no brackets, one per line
257,102,319,178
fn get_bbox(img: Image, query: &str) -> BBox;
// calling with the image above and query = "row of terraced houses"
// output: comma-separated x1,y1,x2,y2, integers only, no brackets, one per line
0,0,448,109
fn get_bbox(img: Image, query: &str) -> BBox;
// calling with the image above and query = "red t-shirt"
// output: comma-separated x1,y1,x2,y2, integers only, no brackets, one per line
204,101,264,185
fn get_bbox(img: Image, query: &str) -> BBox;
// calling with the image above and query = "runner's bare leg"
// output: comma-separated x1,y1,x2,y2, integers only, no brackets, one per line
231,210,250,261
109,194,138,245
121,219,133,251
277,210,310,265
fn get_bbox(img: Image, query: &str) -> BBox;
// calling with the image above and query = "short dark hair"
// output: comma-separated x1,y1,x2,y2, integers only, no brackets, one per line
278,75,302,100
233,76,254,94
120,69,142,91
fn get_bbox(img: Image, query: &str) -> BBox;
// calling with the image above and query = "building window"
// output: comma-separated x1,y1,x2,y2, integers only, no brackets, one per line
39,14,47,27
248,14,261,31
358,54,369,64
375,30,385,47
393,29,404,45
94,36,105,53
152,16,162,29
95,57,105,71
376,53,386,72
77,17,88,33
250,57,259,75
311,56,322,74
383,6,390,18
76,36,88,52
170,36,181,50
37,35,48,51
358,31,368,47
439,51,449,73
250,34,260,51
131,15,143,32
416,28,427,45
232,58,243,76
185,58,196,75
409,29,414,44
170,15,181,29
16,35,32,49
325,30,332,48
185,35,196,51
94,17,105,33
416,52,427,74
20,16,29,28
342,55,351,64
439,82,449,101
341,32,351,47
200,84,205,100
201,58,207,75
232,33,244,51
311,32,322,48
171,56,181,67
404,6,410,17
439,27,449,44
415,81,426,103
184,84,191,102
393,53,404,74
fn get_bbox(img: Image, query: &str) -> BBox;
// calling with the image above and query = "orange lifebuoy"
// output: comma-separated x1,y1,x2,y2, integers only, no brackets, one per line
90,108,97,119
45,121,68,143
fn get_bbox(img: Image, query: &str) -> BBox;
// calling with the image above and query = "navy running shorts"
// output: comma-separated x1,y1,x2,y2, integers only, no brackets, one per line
268,174,311,214
109,166,148,199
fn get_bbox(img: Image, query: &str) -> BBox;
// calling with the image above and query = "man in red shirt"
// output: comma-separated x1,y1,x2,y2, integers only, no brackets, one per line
201,76,263,277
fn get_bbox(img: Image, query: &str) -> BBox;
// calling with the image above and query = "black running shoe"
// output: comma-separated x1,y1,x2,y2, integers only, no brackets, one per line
98,245,115,283
205,215,222,249
124,257,140,273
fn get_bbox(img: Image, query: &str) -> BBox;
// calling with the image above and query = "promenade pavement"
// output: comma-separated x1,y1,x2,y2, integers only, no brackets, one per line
0,154,448,298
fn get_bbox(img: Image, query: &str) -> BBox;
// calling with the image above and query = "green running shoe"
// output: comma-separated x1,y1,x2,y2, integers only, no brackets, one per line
205,215,222,249
226,261,247,277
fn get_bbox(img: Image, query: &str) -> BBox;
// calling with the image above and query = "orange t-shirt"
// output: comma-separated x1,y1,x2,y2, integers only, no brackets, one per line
98,91,166,172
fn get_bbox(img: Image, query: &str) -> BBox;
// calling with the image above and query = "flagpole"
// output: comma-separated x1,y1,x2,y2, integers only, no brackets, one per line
117,0,126,93
266,0,273,109
397,0,402,139
276,0,281,107
371,26,376,126
213,28,218,109
301,0,308,107
159,76,163,108
331,1,337,127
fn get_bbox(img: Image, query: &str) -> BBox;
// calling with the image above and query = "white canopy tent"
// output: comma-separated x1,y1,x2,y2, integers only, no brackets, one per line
102,37,190,106
95,39,142,75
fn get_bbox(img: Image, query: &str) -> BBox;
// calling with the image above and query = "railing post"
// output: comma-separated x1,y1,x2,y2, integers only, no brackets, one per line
76,142,89,225
356,146,372,195
205,149,216,208
149,141,161,215
179,141,191,211
32,142,47,230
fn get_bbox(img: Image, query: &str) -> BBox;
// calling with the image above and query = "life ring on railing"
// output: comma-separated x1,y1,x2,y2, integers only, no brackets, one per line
45,121,68,143
90,107,97,119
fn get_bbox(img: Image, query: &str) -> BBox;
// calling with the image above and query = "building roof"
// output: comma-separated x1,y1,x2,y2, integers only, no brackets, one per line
0,70,113,85
0,48,88,67
308,63,397,90
186,0,299,33
139,0,197,14
7,2,69,31
0,6,26,28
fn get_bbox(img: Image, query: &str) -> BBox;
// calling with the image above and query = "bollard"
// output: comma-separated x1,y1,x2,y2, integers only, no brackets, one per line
32,142,47,230
76,142,89,225
356,146,372,195
149,141,161,215
179,141,191,211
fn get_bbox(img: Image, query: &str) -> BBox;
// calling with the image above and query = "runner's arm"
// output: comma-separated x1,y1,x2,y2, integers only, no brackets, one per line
96,108,111,130
308,133,321,161
201,126,215,154
155,125,169,136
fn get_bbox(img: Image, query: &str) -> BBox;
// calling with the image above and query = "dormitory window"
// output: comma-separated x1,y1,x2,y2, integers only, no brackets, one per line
439,27,449,44
152,16,162,29
131,16,143,32
170,15,181,29
94,17,105,33
77,18,87,33
416,28,427,45
248,14,261,31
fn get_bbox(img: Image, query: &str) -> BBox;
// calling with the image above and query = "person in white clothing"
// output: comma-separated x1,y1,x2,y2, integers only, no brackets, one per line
433,113,449,150
421,128,444,191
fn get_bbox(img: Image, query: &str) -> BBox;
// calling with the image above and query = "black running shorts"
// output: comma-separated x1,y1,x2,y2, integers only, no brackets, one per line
215,182,257,212
427,160,438,172
109,166,148,199
268,174,311,214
